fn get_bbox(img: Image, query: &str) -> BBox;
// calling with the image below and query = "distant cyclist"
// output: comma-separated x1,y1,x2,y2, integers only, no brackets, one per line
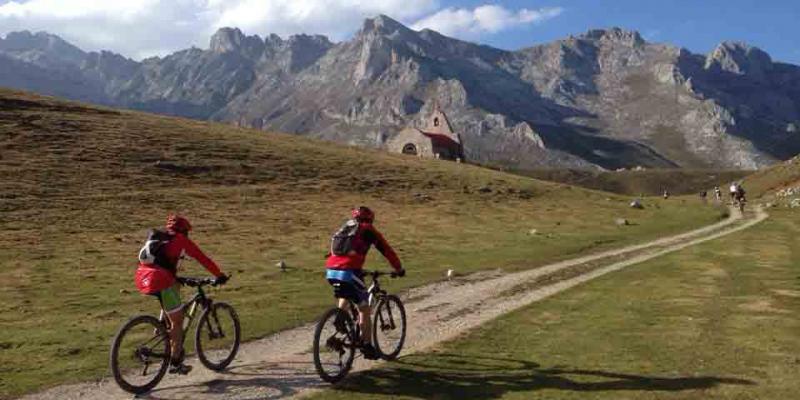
729,182,739,203
325,206,405,360
134,215,228,374
735,184,747,209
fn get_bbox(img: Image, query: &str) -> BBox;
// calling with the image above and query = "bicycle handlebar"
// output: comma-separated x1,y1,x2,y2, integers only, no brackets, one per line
362,270,399,279
177,275,230,288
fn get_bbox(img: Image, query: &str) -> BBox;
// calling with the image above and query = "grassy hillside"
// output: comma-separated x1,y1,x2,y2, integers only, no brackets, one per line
319,210,799,400
741,156,800,198
0,88,723,398
507,168,749,196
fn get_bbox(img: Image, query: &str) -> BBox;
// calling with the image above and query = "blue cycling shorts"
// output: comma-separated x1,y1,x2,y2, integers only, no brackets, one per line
326,269,368,306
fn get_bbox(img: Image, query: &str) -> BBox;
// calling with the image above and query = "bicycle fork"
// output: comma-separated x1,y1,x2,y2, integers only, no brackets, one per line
377,300,397,331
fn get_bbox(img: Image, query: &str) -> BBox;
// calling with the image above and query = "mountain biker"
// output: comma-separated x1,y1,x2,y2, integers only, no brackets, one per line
735,184,747,205
325,206,405,360
729,182,739,203
134,215,228,374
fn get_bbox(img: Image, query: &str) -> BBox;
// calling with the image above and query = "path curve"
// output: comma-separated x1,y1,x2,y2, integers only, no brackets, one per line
20,207,767,400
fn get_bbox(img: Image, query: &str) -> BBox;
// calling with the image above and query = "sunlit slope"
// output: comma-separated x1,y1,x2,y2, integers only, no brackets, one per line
741,156,800,198
0,88,722,397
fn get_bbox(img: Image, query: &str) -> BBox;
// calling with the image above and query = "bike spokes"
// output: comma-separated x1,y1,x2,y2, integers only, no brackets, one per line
195,302,241,371
313,308,356,383
110,316,170,394
373,295,407,361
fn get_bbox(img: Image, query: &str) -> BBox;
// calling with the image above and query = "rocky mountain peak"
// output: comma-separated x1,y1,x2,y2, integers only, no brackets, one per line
82,50,137,71
279,34,334,72
210,27,265,59
704,41,773,78
265,33,283,46
351,15,418,83
286,34,332,48
0,30,86,65
581,27,645,47
359,14,414,38
3,30,68,50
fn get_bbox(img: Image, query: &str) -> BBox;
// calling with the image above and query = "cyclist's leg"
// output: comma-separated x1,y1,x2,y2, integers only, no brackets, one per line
357,303,372,345
336,297,348,310
347,272,371,344
327,275,376,357
157,285,184,362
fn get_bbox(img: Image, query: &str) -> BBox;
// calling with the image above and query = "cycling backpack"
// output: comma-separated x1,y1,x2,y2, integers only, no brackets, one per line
330,219,360,256
138,229,174,268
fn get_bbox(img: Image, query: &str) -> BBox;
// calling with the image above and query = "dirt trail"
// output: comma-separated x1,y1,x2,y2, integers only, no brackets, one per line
19,207,767,400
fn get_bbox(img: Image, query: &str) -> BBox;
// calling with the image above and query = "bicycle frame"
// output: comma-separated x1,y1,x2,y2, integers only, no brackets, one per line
367,278,388,307
157,284,214,337
342,272,396,337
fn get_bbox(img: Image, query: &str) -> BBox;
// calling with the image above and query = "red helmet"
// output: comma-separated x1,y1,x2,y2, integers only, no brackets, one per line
166,214,192,234
351,206,374,223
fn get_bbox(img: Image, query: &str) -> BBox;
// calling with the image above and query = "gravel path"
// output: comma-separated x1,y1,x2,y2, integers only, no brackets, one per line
19,207,766,400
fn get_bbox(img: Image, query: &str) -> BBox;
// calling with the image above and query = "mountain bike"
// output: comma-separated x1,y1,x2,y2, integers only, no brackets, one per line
737,196,747,213
110,277,241,394
312,270,407,383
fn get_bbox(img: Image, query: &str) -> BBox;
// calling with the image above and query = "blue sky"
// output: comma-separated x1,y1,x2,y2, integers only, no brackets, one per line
482,0,800,64
0,0,797,64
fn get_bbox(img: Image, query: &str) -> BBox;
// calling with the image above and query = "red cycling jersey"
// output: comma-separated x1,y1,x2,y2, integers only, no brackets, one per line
135,233,222,294
326,222,402,271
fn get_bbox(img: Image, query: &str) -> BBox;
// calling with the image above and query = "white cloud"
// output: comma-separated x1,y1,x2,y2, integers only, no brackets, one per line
0,1,560,60
411,5,563,38
207,0,439,38
0,0,217,59
0,0,159,20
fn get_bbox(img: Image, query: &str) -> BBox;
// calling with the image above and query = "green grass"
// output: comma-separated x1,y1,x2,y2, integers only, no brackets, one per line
0,89,725,398
319,208,800,400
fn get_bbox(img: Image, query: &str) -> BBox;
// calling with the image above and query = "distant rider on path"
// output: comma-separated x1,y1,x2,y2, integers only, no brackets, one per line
325,206,405,359
735,184,747,205
134,215,228,374
729,182,739,203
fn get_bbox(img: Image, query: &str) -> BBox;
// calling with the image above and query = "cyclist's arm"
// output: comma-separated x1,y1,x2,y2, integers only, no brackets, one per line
365,226,402,271
181,236,224,277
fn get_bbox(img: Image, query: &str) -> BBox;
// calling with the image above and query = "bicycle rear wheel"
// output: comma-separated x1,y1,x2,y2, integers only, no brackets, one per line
372,295,407,360
313,307,356,383
110,315,170,394
195,302,241,371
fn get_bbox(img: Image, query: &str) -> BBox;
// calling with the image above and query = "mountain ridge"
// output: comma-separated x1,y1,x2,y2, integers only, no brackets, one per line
2,15,799,170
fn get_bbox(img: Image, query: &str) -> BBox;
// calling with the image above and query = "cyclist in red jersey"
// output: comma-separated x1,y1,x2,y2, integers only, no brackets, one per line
134,215,228,374
325,206,405,359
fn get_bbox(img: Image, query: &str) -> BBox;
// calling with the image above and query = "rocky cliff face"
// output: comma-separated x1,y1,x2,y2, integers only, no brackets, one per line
2,17,799,170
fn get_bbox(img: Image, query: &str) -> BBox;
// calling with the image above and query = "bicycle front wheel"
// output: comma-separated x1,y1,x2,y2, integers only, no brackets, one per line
110,315,170,394
195,302,241,371
372,295,407,360
313,307,356,383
